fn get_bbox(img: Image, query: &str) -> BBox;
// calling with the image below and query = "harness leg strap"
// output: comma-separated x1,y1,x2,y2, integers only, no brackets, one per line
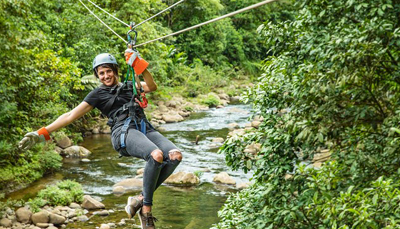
120,117,132,148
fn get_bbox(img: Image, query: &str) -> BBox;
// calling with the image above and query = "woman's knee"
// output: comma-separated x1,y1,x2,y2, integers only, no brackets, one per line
169,149,182,161
151,149,164,163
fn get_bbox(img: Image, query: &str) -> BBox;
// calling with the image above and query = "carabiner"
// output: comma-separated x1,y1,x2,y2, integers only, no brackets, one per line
127,22,138,49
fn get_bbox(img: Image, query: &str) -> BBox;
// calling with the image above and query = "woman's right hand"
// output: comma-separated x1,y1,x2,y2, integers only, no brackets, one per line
18,131,46,151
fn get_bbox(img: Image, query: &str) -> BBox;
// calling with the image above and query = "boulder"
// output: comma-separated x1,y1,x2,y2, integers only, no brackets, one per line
113,178,143,191
32,211,49,225
228,129,246,137
218,93,230,101
81,195,105,210
236,182,251,190
251,121,261,129
162,114,184,123
164,172,200,186
92,128,100,134
212,138,224,143
227,123,239,130
136,168,144,175
69,203,81,209
0,218,12,227
54,146,63,154
244,143,262,156
178,111,190,117
93,210,109,216
100,224,110,229
213,172,236,185
220,100,229,106
55,133,72,149
230,96,241,103
101,126,111,134
112,186,125,195
63,146,91,158
77,215,89,222
165,100,178,108
15,207,32,224
158,105,168,112
36,223,50,228
49,213,66,225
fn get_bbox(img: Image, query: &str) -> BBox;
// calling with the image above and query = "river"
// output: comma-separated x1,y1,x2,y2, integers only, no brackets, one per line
7,104,252,229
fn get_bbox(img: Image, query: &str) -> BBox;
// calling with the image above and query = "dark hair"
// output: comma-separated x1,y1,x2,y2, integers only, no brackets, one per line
94,63,119,78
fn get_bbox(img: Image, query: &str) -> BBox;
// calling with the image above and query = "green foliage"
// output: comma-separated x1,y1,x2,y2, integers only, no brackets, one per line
201,94,221,107
0,0,261,192
215,0,400,228
30,180,83,211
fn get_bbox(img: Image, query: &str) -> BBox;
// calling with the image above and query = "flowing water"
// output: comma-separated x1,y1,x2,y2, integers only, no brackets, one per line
7,104,252,229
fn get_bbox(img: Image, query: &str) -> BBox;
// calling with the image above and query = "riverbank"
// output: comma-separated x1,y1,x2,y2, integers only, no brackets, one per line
3,103,257,229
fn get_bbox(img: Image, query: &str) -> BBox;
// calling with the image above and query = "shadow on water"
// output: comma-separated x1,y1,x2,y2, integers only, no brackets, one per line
6,104,253,229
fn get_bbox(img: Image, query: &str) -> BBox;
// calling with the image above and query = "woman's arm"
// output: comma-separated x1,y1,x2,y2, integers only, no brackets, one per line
140,69,157,93
46,101,94,133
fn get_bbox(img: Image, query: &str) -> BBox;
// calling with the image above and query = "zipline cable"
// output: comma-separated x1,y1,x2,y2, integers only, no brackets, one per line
133,0,279,48
87,0,130,27
78,0,128,44
132,0,185,29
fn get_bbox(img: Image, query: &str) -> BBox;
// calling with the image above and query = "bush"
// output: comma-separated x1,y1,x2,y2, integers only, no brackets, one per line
201,94,221,107
29,180,84,211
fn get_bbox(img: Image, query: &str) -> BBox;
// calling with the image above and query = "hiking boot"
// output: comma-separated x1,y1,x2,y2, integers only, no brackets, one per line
125,196,143,219
138,209,157,229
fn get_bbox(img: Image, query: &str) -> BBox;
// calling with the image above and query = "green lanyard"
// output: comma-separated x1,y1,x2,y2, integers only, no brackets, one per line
125,65,138,96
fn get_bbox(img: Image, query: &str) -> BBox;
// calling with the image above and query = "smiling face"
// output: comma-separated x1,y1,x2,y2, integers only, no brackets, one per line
97,65,117,87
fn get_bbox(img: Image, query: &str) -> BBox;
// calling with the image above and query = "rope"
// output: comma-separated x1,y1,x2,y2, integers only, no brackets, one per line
78,0,128,44
87,0,130,27
132,0,185,29
133,0,279,48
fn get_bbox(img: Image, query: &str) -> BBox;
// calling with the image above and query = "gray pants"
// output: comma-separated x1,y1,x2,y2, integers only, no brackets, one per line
112,127,181,206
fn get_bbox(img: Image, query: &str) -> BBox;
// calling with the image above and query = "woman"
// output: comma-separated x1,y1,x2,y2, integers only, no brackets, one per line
18,52,182,229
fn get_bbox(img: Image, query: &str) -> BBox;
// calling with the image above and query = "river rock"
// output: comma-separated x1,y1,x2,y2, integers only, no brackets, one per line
212,137,224,143
101,126,111,134
220,100,229,106
77,215,89,222
228,123,239,129
69,203,81,209
244,143,262,156
230,96,241,103
158,105,168,112
162,114,184,123
55,146,63,154
164,172,200,186
81,158,91,162
213,172,236,185
113,186,126,195
251,121,261,129
32,211,49,225
55,133,72,149
218,93,230,101
36,223,50,228
92,128,100,134
63,146,91,158
15,207,32,224
113,178,143,191
228,129,246,137
48,226,58,229
178,110,190,117
136,168,144,175
0,218,12,227
166,100,178,108
236,182,251,190
100,224,110,229
81,195,105,210
93,210,109,216
49,213,66,225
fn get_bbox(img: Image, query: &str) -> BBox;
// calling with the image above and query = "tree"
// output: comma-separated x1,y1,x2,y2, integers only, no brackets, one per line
215,0,400,228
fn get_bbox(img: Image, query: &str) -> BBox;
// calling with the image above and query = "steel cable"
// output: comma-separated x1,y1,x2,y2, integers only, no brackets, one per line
78,0,128,43
133,0,279,48
87,0,130,27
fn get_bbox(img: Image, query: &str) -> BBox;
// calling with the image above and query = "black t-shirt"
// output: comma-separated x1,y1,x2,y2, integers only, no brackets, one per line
84,82,136,118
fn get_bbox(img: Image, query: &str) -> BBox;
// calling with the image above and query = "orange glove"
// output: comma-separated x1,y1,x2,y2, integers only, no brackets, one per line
125,49,149,75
